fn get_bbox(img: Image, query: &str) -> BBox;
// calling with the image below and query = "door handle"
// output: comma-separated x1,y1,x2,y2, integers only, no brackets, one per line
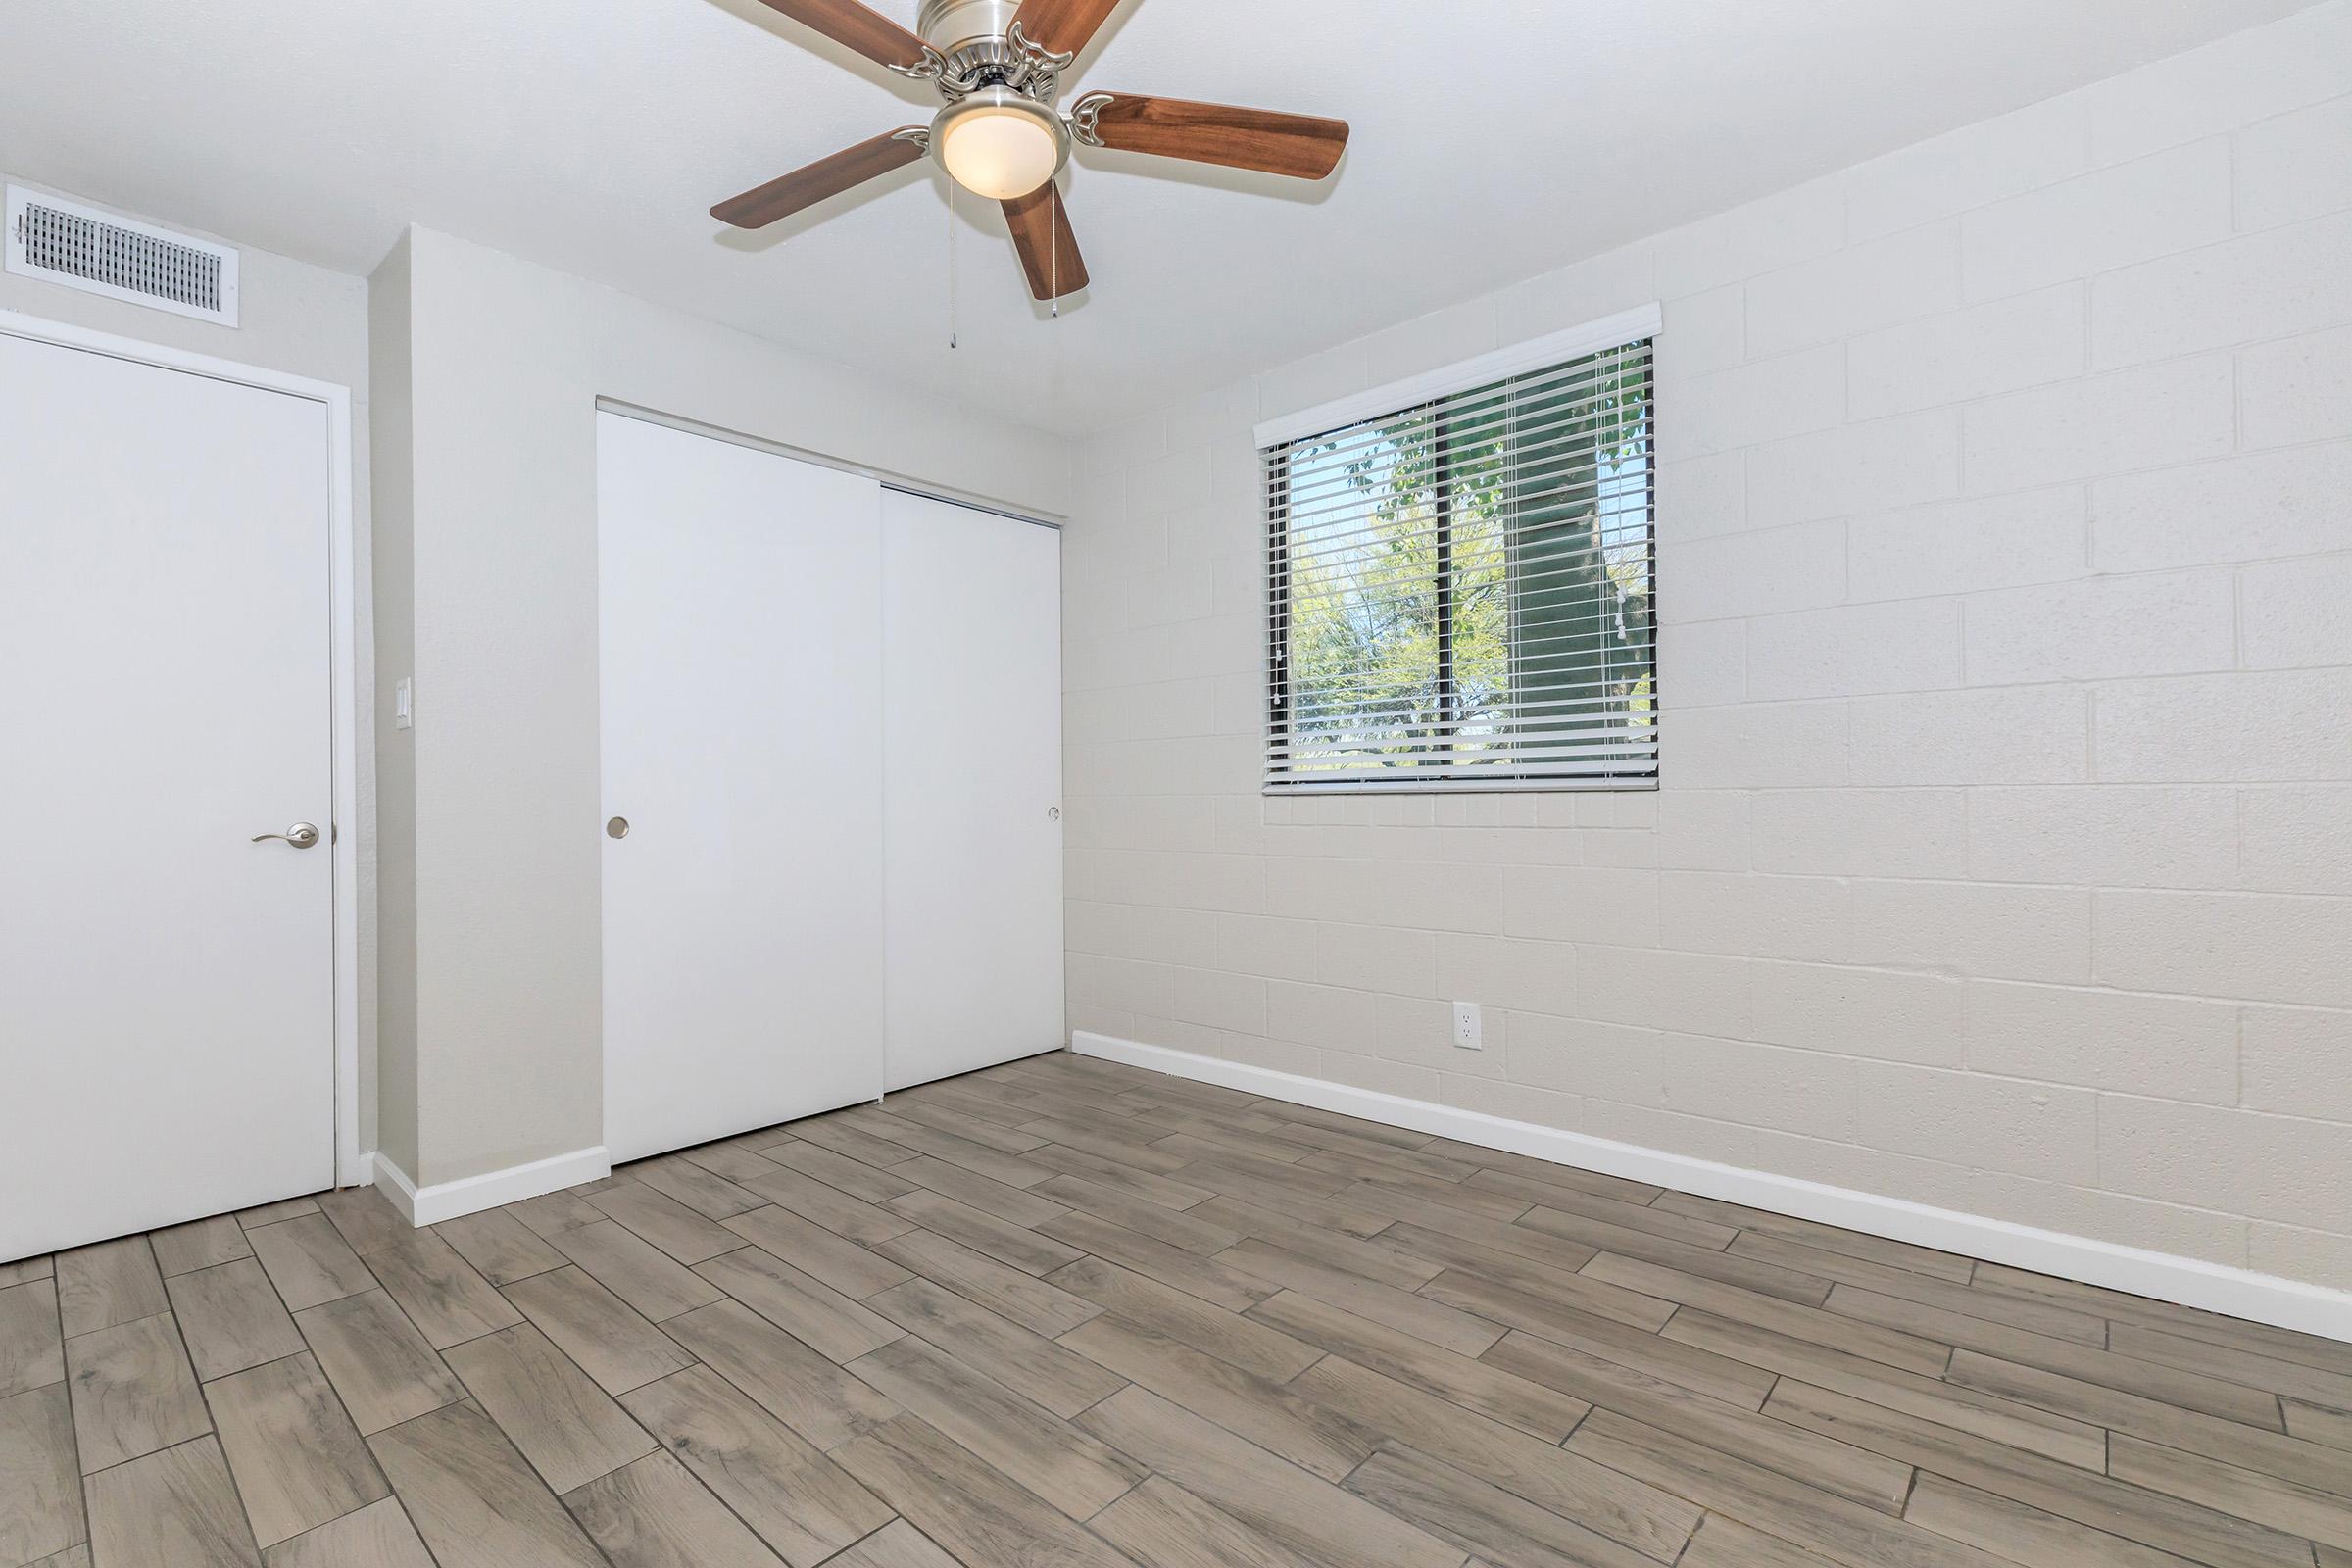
252,822,321,850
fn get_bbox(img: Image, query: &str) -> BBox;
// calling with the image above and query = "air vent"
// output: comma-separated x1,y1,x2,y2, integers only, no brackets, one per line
6,187,238,326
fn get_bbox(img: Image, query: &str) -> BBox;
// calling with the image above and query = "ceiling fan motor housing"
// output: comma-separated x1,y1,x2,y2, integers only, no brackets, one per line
918,0,1026,74
916,0,1073,197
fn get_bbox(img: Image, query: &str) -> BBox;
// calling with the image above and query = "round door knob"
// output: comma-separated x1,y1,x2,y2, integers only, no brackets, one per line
607,816,631,840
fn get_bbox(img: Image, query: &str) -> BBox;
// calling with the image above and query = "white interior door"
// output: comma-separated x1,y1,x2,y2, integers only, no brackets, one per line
882,489,1065,1091
598,413,887,1163
0,330,336,1263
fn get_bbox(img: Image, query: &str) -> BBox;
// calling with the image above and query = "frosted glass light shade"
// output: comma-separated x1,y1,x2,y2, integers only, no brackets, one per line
935,95,1064,200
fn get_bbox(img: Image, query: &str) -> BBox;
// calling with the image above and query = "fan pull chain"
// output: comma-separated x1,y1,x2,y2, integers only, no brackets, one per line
947,175,960,350
1050,176,1060,318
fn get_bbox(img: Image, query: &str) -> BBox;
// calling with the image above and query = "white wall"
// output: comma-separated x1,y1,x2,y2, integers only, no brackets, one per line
369,233,418,1177
1063,4,2352,1294
0,173,382,1154
371,225,1073,1190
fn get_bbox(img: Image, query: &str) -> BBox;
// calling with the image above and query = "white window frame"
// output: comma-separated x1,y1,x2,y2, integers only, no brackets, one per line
1258,305,1663,795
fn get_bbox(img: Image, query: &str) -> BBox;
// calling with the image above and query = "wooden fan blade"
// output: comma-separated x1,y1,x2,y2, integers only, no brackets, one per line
750,0,931,69
711,131,927,228
1003,185,1089,301
1083,94,1348,179
1013,0,1125,56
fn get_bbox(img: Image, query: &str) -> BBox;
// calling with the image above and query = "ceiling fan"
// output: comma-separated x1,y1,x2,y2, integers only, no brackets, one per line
713,0,1350,301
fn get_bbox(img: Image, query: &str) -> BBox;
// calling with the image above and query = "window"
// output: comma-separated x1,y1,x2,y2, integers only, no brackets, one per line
1262,321,1658,792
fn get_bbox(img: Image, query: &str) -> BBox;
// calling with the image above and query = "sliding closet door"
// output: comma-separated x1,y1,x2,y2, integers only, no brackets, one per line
882,490,1065,1090
598,413,886,1162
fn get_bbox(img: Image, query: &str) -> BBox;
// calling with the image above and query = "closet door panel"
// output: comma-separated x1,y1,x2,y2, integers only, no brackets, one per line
882,490,1065,1091
598,413,886,1162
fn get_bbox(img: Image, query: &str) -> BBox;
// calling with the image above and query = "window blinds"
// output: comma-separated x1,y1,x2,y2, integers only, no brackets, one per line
1262,333,1658,791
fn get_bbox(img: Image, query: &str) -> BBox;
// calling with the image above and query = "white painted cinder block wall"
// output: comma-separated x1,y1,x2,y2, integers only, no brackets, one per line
1061,4,2352,1294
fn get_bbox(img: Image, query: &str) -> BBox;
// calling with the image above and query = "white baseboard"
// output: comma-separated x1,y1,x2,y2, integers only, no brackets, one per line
1072,1032,2352,1345
372,1145,612,1228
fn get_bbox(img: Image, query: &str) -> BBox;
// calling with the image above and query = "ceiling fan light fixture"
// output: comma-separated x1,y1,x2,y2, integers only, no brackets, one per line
712,0,1352,302
932,87,1067,200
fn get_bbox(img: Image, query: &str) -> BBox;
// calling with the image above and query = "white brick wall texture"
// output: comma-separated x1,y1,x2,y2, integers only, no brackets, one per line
1060,4,2352,1291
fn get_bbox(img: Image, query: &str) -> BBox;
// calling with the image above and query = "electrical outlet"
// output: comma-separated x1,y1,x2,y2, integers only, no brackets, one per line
1452,1001,1483,1051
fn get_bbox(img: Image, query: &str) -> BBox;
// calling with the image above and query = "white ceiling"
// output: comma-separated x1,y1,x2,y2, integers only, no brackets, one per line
0,0,2316,433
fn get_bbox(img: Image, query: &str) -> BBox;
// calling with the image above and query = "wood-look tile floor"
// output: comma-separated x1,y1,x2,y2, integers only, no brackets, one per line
5,1051,2349,1568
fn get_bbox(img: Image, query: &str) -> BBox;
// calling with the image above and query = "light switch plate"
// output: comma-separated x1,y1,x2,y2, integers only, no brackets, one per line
394,676,413,730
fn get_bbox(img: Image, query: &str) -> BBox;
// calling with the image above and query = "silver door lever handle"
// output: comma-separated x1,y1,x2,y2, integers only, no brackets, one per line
252,822,321,849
